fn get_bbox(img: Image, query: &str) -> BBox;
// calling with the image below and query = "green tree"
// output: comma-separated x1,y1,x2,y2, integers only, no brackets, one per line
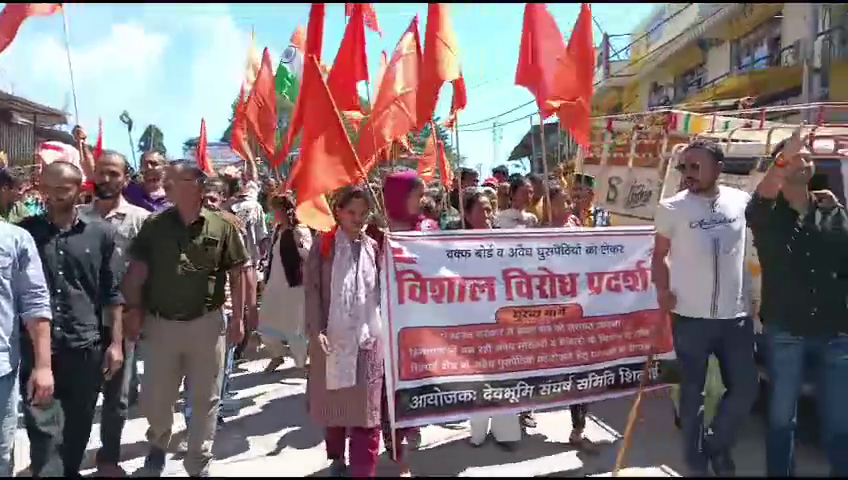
138,124,166,155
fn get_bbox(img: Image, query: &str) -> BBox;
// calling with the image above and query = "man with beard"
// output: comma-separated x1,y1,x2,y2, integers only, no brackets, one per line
75,126,170,214
651,141,757,476
747,131,848,476
123,161,246,477
18,161,125,477
76,150,149,476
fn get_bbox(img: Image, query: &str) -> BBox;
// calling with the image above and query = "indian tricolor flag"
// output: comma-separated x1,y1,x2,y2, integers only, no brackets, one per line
276,26,305,104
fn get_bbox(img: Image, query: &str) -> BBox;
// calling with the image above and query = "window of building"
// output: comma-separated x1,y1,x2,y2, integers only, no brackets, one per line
674,63,707,101
732,15,783,73
646,8,667,46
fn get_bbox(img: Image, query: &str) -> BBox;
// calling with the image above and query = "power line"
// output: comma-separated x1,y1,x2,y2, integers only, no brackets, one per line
459,4,732,134
455,3,697,128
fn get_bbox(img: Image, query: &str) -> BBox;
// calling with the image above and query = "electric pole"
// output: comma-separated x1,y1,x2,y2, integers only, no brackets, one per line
492,120,503,164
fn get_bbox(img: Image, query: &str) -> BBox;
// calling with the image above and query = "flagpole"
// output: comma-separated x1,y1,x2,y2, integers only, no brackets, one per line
538,111,553,226
453,121,465,228
60,6,80,125
362,80,387,219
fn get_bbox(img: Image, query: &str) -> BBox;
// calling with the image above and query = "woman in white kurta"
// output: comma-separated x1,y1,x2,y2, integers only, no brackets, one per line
462,190,523,449
258,193,312,371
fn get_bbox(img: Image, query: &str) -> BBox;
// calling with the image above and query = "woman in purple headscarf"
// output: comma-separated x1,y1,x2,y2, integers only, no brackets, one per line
376,171,437,476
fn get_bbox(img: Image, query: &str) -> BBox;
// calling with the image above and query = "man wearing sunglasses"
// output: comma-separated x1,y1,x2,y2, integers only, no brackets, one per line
652,141,758,476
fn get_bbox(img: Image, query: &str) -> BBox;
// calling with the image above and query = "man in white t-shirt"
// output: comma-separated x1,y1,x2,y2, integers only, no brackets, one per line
651,141,758,476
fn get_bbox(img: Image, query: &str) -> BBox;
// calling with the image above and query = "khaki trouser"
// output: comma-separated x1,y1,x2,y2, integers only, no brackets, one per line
140,310,225,476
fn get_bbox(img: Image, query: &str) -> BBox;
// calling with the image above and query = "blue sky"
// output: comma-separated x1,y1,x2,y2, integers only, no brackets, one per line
0,3,656,174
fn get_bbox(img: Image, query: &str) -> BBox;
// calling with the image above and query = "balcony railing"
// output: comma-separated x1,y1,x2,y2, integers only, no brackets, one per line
662,43,800,106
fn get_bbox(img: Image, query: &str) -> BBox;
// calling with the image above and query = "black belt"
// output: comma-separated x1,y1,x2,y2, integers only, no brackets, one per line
149,307,218,322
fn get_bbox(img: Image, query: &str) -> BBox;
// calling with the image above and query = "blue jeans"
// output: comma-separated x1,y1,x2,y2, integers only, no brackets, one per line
0,370,19,477
672,315,758,474
765,329,848,476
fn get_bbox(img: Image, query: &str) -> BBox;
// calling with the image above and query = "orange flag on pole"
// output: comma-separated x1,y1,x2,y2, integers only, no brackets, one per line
328,2,369,113
417,134,438,183
548,3,595,147
244,48,278,161
444,76,467,129
231,31,261,161
0,3,61,55
515,3,566,120
196,118,214,175
277,3,325,168
437,138,453,188
354,16,422,175
286,55,364,231
417,3,461,130
345,3,382,37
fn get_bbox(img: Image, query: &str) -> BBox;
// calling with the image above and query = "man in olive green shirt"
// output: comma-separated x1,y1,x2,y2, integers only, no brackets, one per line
122,161,247,477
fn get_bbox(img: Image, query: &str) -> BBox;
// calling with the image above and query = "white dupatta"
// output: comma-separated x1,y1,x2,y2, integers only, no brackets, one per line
325,230,381,390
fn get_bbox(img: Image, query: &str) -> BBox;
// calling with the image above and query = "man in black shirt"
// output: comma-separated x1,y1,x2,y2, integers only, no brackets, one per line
18,162,125,477
746,130,848,476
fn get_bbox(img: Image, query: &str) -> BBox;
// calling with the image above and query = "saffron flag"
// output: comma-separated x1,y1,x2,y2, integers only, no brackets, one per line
345,3,381,36
417,3,461,130
548,3,595,147
286,55,363,231
244,48,278,162
354,16,422,176
231,32,261,161
0,3,61,56
328,2,369,113
196,118,214,175
515,3,566,120
277,3,325,168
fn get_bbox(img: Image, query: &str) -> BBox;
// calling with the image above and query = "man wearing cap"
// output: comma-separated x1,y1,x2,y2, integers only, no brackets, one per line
123,161,248,477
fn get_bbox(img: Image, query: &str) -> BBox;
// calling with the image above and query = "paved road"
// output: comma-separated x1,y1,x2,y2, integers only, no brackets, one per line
13,358,830,477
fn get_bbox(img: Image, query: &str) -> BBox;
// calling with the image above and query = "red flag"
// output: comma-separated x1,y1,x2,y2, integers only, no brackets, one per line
417,134,437,183
437,139,453,187
93,117,103,162
444,76,467,129
0,3,61,56
515,4,566,120
417,3,461,130
196,118,214,175
230,100,251,161
355,17,422,176
548,3,595,147
244,48,278,161
277,3,325,167
328,3,369,113
345,3,382,37
285,55,363,219
290,24,306,51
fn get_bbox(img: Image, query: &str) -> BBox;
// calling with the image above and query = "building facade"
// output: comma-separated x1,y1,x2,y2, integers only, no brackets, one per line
594,4,847,121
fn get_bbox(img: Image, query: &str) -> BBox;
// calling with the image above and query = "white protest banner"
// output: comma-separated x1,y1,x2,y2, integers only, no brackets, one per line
381,226,675,429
